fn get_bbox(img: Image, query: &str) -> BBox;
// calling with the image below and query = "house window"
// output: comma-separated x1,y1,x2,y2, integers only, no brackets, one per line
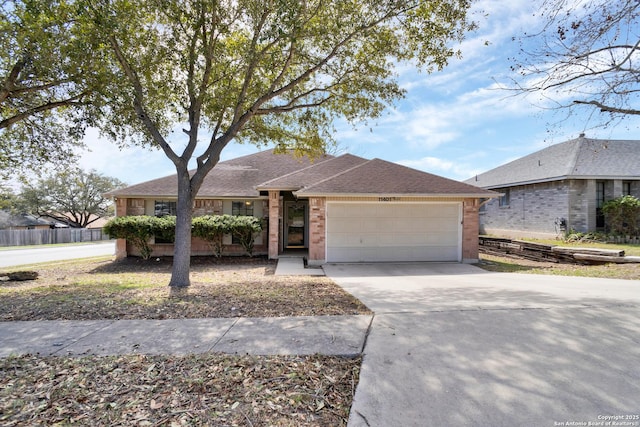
623,181,632,196
154,200,177,217
596,181,605,228
499,189,510,207
153,200,177,243
232,201,254,244
232,201,254,216
478,198,487,213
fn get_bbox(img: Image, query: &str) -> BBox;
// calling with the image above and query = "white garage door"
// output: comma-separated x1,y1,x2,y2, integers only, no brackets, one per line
326,202,461,262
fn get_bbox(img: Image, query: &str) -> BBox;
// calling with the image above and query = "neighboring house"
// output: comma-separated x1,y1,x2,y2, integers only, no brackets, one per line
466,136,640,238
106,149,497,264
0,212,60,230
51,212,112,229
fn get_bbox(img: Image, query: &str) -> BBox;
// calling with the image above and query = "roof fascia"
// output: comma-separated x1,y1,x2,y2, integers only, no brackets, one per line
483,175,640,189
293,192,499,198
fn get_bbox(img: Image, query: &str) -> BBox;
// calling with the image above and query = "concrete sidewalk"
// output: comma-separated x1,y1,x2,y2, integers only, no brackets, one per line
0,315,372,358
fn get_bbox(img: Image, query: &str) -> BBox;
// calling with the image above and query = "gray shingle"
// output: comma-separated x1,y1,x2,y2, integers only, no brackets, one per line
466,137,640,189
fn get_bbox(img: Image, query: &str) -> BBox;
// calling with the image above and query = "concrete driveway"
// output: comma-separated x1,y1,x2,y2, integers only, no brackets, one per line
324,263,640,427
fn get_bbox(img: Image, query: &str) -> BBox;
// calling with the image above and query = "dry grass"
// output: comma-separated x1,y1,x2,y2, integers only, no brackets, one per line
0,256,371,321
0,256,369,426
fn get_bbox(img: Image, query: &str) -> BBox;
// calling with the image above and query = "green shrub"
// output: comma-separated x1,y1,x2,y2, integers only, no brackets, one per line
602,195,640,236
230,216,263,257
105,214,263,259
104,215,169,260
192,215,234,257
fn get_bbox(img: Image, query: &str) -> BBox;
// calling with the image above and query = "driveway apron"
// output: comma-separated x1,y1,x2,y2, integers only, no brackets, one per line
324,263,640,427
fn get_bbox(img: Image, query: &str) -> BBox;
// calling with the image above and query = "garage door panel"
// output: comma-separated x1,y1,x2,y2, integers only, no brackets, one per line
330,218,362,233
326,202,462,262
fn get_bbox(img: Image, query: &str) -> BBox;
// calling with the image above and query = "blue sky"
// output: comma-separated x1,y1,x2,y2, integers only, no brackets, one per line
77,0,640,186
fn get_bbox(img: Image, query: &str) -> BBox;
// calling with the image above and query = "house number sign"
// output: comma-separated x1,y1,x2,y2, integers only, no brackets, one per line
378,197,401,202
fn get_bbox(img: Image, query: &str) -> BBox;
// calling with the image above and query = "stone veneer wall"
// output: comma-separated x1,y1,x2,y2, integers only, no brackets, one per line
481,181,571,237
482,178,640,238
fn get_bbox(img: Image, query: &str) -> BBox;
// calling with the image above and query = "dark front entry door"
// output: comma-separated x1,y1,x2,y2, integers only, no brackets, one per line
285,201,307,248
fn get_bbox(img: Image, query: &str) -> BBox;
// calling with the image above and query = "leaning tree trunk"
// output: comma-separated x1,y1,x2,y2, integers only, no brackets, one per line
169,170,195,289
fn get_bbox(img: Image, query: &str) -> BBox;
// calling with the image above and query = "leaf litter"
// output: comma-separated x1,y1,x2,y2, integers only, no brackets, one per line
0,257,370,425
1,353,361,426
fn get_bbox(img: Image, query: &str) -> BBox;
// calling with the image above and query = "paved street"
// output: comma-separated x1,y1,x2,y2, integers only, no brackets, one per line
0,242,115,268
324,263,640,427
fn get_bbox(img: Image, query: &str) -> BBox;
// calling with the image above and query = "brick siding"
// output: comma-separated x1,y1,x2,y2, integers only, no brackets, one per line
308,197,326,264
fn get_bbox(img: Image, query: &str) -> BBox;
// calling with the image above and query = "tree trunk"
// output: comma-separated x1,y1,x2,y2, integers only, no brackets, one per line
169,169,194,289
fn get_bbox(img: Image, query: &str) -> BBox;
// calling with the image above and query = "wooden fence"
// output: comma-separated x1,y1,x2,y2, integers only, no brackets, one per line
0,228,110,247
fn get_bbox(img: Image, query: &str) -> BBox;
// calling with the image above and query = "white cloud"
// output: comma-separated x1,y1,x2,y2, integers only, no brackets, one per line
396,155,486,181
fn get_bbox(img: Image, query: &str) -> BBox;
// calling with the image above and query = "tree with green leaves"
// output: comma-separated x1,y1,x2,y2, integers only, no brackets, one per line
18,167,126,228
2,0,475,285
0,0,110,174
602,195,640,236
511,0,640,125
76,0,476,289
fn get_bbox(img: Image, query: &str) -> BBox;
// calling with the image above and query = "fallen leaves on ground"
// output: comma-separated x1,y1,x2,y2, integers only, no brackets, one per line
0,353,361,426
0,257,371,321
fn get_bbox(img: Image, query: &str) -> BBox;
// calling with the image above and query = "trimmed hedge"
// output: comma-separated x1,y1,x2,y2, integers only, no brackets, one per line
192,215,234,257
105,215,264,258
104,216,169,260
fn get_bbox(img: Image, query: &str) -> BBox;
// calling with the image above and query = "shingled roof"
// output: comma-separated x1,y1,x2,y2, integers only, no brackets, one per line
257,154,368,191
466,137,640,189
107,149,330,198
108,149,496,199
296,158,497,197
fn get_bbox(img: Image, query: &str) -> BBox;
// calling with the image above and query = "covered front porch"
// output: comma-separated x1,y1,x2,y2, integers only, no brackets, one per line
267,190,325,264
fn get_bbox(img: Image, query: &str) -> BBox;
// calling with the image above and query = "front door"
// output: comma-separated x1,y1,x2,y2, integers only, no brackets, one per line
285,201,307,248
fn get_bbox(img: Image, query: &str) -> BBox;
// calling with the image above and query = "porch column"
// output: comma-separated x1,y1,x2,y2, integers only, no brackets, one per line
462,198,479,263
268,190,280,259
585,179,597,231
308,197,326,265
114,197,127,260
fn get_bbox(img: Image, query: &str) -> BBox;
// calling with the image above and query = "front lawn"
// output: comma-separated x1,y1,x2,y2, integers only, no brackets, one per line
0,256,370,321
0,256,369,426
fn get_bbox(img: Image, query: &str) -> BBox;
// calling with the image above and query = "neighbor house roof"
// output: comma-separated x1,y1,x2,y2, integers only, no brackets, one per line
0,213,57,229
296,158,498,197
466,137,640,189
107,149,331,198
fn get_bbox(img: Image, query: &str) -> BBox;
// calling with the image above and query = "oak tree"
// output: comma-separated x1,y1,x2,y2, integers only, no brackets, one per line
61,0,475,288
0,0,109,173
18,167,126,228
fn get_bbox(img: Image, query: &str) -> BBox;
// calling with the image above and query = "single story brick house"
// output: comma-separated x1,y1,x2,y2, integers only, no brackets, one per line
466,136,640,238
107,149,497,264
